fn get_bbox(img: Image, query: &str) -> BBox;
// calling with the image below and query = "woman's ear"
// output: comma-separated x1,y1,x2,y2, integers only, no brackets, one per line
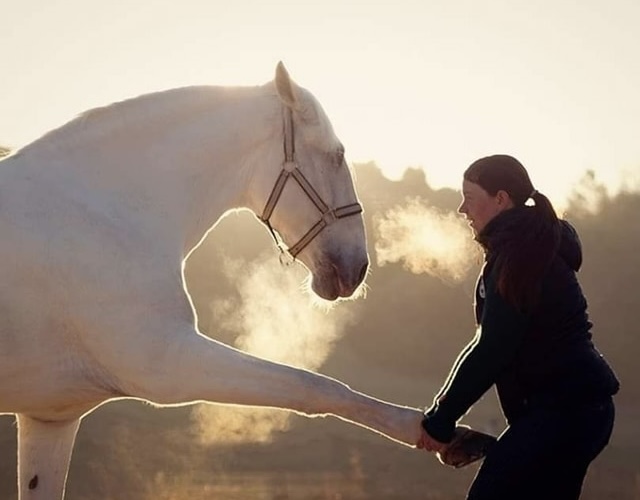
496,189,515,208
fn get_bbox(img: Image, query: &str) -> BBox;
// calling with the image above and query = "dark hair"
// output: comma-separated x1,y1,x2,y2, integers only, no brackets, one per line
466,154,560,311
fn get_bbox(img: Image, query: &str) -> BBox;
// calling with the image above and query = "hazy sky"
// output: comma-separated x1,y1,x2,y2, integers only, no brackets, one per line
2,0,639,206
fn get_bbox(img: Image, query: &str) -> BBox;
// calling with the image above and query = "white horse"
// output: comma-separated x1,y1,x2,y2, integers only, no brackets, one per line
0,62,424,499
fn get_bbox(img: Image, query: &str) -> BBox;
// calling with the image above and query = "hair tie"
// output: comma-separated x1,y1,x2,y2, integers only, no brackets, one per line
529,188,538,199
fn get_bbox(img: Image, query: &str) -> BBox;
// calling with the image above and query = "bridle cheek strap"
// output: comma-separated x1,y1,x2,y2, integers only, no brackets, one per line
259,108,363,260
287,202,363,258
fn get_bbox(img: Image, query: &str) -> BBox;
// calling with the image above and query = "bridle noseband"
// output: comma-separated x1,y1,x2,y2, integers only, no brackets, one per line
259,107,363,260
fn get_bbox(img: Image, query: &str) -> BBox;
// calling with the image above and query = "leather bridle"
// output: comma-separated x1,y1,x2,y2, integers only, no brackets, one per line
259,107,363,260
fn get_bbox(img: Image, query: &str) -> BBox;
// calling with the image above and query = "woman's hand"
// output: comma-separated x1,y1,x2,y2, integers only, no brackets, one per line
419,425,498,468
416,427,448,453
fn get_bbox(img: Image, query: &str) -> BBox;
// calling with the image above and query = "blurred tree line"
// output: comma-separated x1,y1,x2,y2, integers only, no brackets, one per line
0,157,637,499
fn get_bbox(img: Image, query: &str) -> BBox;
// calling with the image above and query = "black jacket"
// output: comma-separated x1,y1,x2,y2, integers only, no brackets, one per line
423,208,619,442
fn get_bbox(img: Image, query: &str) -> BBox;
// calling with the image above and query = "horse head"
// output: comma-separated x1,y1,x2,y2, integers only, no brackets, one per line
255,62,369,301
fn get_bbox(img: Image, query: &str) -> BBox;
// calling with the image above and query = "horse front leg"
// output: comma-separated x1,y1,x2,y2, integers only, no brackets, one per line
16,414,80,500
127,328,424,447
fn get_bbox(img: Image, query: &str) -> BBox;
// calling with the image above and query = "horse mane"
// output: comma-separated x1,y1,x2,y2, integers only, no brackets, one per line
22,84,275,153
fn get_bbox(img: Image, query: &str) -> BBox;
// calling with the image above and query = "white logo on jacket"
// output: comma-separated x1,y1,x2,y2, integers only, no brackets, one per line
478,277,486,299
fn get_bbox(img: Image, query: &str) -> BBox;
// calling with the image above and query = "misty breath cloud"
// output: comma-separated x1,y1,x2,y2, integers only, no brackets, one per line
374,198,478,283
192,253,356,445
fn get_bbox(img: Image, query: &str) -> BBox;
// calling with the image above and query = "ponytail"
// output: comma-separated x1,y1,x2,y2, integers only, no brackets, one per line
495,190,560,311
530,190,559,226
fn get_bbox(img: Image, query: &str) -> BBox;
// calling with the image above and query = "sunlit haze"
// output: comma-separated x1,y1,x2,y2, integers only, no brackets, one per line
194,253,356,444
2,0,639,208
375,199,480,283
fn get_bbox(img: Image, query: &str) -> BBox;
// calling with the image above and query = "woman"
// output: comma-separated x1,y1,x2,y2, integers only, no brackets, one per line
417,155,619,499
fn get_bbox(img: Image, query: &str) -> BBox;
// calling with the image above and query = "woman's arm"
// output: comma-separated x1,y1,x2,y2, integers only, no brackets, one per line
422,271,530,442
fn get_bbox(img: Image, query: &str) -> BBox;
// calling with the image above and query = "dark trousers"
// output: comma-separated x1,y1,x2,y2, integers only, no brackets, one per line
467,397,615,500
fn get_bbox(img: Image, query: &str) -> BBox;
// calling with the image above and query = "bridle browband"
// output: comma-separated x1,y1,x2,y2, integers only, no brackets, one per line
259,106,363,260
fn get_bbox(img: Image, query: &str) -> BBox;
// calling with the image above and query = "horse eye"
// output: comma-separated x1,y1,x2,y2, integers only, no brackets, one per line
335,147,345,166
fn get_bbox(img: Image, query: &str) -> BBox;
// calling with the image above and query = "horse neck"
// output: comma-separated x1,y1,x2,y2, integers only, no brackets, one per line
27,85,282,254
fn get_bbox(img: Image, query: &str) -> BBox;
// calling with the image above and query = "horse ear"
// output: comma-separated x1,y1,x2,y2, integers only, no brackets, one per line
275,61,300,110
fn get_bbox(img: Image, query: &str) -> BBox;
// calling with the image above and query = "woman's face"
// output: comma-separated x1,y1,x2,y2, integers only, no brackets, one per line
458,180,513,235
